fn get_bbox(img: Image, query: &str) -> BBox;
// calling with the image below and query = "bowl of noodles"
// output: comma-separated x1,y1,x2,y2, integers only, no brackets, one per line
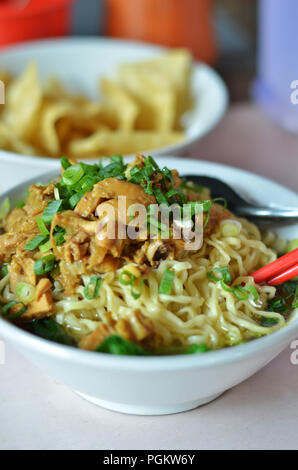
0,155,297,415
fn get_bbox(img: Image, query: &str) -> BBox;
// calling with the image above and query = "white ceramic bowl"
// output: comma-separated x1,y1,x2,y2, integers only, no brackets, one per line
0,157,297,415
0,37,228,166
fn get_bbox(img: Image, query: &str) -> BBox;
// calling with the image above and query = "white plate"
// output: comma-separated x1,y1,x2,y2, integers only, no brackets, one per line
0,37,228,165
0,156,297,415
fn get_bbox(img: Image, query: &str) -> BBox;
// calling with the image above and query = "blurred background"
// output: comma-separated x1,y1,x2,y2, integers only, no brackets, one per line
0,0,258,103
0,0,297,191
73,0,258,103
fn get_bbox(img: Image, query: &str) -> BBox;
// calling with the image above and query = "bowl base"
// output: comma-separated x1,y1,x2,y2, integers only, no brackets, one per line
74,391,223,415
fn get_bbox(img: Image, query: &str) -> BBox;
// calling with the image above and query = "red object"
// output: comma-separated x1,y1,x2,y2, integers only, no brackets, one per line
106,0,217,64
251,249,298,285
0,0,74,48
267,264,298,286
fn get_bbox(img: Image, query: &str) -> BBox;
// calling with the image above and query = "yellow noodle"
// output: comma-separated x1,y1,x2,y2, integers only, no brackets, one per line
51,217,289,349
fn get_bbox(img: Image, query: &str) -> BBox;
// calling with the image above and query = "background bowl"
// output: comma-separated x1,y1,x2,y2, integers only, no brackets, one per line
0,37,228,165
0,156,297,415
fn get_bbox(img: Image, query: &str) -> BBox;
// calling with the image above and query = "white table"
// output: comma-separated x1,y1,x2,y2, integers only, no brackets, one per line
0,104,297,450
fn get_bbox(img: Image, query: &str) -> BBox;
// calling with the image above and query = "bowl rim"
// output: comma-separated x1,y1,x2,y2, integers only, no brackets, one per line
0,156,297,371
0,36,228,166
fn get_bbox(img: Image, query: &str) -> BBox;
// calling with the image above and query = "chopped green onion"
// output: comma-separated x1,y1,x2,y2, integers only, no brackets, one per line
180,179,204,194
0,263,9,278
146,156,159,171
42,200,63,225
61,156,72,170
1,301,27,319
213,197,228,210
36,217,50,236
15,282,35,304
54,187,60,200
159,268,175,295
69,193,83,209
203,210,211,229
153,187,169,206
119,271,145,299
0,197,10,220
39,239,52,253
243,285,259,301
34,254,55,275
221,220,241,237
84,276,102,300
53,231,65,246
233,285,250,301
166,188,187,204
207,267,231,284
24,234,48,251
232,285,259,301
131,279,145,300
161,166,174,185
119,270,135,286
207,268,259,302
220,281,234,293
186,200,212,216
62,164,84,186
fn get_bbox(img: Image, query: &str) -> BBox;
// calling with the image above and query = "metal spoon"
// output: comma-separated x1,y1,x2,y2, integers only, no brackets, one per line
183,175,298,222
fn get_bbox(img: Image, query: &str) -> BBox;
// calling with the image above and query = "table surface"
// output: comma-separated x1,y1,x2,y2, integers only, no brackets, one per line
0,103,297,450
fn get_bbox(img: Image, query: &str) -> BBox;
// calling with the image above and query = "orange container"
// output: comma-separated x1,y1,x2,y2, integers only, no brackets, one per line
0,0,74,48
106,0,217,64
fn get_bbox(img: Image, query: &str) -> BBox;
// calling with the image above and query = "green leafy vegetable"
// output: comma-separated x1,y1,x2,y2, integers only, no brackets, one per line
268,281,298,313
268,297,287,313
30,318,76,346
96,335,148,355
260,317,279,327
96,336,210,356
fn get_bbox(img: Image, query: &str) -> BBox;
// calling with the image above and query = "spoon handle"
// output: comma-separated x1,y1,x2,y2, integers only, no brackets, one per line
236,205,298,221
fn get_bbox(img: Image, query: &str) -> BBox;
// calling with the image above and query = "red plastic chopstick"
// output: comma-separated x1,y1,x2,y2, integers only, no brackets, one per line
251,248,298,285
267,264,298,286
